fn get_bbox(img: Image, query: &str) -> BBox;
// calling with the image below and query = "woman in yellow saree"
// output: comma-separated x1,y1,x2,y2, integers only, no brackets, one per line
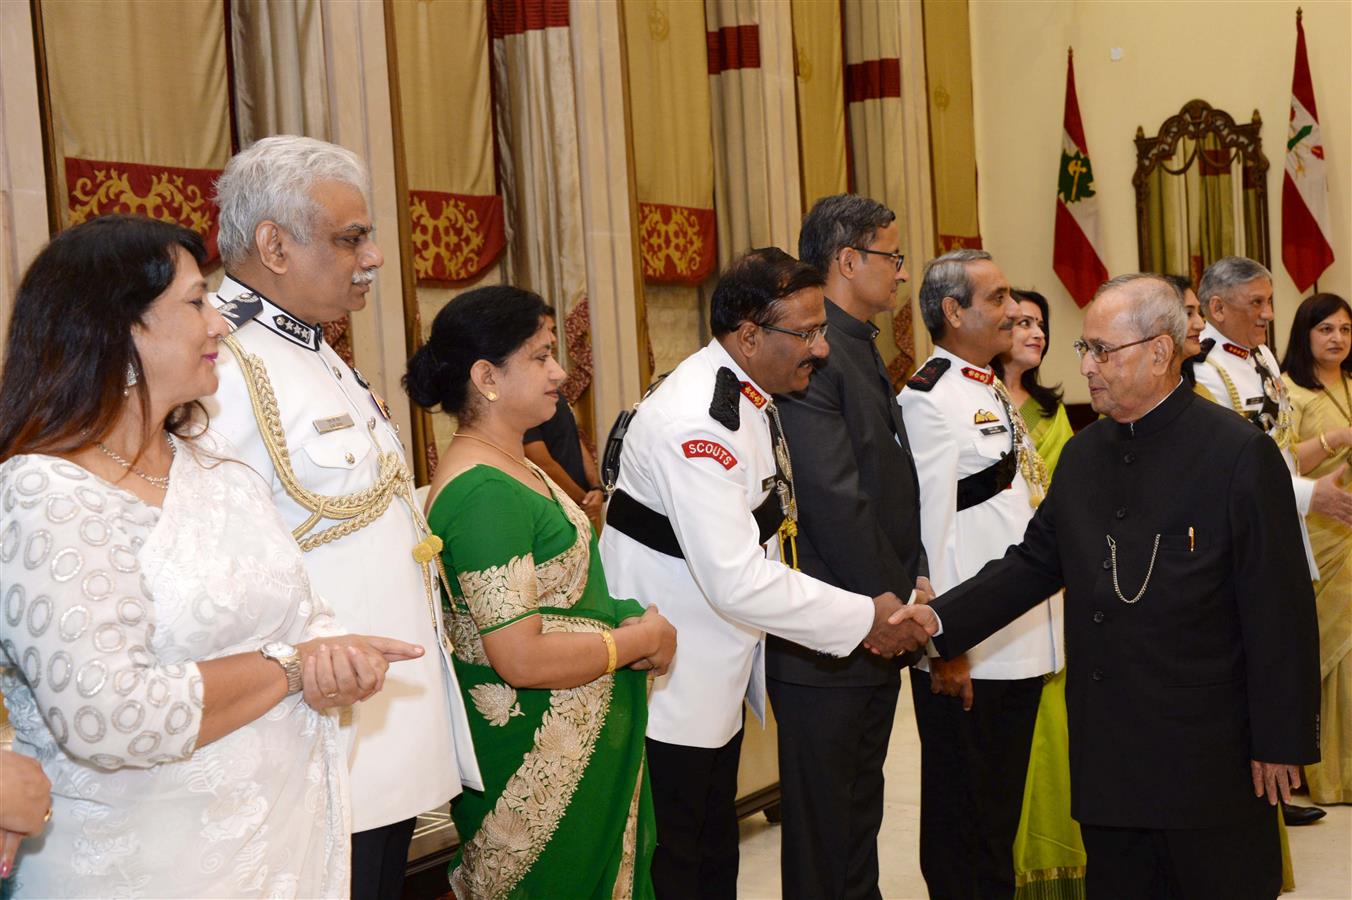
1281,293,1352,809
405,286,677,899
994,290,1081,899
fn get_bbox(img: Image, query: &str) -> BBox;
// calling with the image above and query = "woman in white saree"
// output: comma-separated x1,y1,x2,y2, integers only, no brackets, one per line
0,216,420,898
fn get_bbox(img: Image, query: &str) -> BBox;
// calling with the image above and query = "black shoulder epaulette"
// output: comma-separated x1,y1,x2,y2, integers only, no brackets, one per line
906,357,951,392
1182,337,1214,385
710,366,742,430
216,292,264,333
1197,337,1216,358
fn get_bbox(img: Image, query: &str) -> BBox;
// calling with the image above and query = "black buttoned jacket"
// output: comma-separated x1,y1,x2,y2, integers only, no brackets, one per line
932,384,1320,829
768,299,928,686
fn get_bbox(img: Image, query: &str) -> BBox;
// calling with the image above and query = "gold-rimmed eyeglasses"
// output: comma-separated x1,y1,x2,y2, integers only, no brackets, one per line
1073,334,1163,364
762,322,830,345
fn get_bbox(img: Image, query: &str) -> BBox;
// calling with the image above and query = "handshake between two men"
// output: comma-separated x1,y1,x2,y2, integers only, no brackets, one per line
861,585,942,658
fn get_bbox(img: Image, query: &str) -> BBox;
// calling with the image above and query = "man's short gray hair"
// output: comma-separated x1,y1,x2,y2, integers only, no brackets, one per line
214,135,371,269
1198,256,1272,317
1093,273,1188,359
918,249,993,339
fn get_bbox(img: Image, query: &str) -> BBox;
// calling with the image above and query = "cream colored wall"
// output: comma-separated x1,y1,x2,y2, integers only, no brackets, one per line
970,0,1351,405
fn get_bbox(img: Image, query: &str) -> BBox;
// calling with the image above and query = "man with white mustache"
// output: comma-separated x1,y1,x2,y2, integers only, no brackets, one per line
203,135,480,900
898,249,1064,900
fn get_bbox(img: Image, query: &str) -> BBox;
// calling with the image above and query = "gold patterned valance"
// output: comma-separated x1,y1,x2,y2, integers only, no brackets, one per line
408,190,506,284
65,158,222,261
638,202,716,284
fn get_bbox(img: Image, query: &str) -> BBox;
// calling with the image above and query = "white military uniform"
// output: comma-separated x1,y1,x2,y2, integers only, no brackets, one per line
598,340,876,749
1193,323,1319,578
898,346,1063,679
205,276,481,832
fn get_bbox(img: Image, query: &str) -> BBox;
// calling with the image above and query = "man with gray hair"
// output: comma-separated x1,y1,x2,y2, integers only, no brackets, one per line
905,273,1319,899
1193,257,1352,563
205,135,480,899
898,249,1063,899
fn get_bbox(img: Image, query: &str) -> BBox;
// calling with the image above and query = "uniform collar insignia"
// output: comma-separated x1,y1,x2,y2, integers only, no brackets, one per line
1221,342,1250,359
739,381,768,409
710,366,742,431
225,278,323,352
961,366,994,385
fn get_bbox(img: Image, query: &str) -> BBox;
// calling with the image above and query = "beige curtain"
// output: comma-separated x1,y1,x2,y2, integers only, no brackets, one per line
40,0,230,259
624,0,716,375
842,0,916,382
490,0,592,423
791,0,848,211
230,0,330,145
922,0,981,252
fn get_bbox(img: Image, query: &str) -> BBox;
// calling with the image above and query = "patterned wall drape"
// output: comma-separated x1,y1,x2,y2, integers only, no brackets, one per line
624,0,716,375
394,0,505,287
842,0,916,382
40,0,231,262
791,0,848,212
230,0,331,147
489,0,592,420
922,0,981,252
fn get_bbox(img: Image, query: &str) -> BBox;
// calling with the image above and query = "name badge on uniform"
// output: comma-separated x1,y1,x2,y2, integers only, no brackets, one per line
979,424,1008,436
312,413,355,435
1243,396,1265,407
761,475,777,492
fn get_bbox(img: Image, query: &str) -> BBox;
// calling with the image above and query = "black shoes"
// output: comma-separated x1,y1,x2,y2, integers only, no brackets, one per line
1281,802,1327,826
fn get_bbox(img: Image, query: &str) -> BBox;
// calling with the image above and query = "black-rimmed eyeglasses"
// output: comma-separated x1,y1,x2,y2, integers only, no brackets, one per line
762,322,830,345
1073,334,1163,364
849,247,906,271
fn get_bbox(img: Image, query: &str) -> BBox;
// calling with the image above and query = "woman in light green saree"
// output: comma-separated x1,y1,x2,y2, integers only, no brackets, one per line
995,290,1082,900
405,286,676,900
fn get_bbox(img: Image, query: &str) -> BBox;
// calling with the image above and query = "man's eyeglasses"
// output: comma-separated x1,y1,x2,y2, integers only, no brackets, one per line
849,247,906,272
1072,334,1163,364
762,322,830,345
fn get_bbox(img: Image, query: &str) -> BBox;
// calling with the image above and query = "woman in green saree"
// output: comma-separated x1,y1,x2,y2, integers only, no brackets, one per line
994,290,1081,900
404,286,677,900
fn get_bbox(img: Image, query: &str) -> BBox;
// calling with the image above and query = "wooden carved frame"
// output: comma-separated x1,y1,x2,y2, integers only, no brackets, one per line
1133,98,1272,271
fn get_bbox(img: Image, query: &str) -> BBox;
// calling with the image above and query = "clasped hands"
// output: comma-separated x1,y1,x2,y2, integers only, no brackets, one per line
296,635,425,710
861,576,940,659
617,605,678,676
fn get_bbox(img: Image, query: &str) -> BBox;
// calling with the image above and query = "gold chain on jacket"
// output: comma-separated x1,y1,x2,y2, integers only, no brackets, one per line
222,336,452,648
993,377,1050,506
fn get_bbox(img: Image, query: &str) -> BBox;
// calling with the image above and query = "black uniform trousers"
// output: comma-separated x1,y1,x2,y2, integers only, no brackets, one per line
1080,798,1282,900
350,816,416,900
911,670,1042,900
767,677,900,900
646,729,744,900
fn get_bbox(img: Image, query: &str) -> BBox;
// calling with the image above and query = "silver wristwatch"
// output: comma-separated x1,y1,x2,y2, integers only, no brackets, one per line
260,641,303,694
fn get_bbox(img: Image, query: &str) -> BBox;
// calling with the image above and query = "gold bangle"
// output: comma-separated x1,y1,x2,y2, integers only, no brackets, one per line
600,630,617,675
1319,432,1335,456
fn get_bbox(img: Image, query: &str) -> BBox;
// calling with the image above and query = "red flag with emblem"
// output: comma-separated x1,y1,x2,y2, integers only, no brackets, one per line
1281,9,1335,292
1053,49,1108,308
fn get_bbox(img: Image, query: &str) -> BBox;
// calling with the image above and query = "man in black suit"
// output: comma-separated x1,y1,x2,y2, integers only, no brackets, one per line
768,194,929,900
895,274,1320,899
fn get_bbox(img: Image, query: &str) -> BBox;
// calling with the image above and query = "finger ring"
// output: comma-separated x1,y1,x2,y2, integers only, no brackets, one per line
323,691,338,699
44,806,52,823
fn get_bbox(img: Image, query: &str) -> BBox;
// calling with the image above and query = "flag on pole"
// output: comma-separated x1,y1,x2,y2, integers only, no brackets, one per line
1053,48,1108,308
1281,7,1335,292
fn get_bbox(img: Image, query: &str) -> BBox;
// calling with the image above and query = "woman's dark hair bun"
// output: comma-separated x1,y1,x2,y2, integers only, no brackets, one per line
402,285,551,416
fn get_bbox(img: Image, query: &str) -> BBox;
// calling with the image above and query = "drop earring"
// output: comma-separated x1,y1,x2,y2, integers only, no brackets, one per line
124,362,138,396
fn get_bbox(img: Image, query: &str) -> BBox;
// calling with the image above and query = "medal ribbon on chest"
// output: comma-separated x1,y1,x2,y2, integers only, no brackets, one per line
765,402,800,569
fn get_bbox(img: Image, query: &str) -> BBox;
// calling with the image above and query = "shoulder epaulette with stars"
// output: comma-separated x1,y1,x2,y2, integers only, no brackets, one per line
710,366,743,430
906,357,951,392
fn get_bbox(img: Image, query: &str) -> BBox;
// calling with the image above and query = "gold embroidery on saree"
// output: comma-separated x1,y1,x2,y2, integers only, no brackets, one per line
469,683,524,727
612,759,643,900
452,673,614,898
457,553,539,629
